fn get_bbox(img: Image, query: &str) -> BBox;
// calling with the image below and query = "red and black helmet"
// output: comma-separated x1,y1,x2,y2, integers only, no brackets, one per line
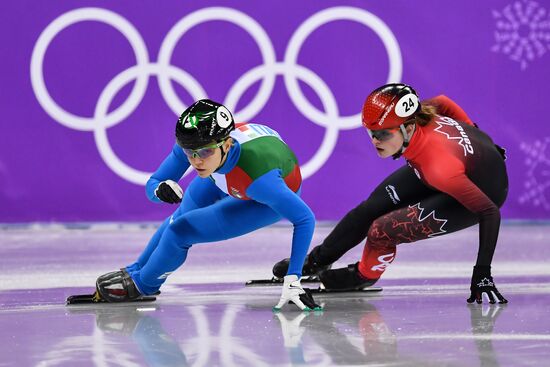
361,83,420,131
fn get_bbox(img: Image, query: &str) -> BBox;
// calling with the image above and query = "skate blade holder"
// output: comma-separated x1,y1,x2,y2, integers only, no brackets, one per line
66,294,157,305
245,276,320,287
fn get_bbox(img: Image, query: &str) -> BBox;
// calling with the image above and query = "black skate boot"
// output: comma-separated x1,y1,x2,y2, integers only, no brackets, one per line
318,262,378,291
96,269,143,302
272,246,332,279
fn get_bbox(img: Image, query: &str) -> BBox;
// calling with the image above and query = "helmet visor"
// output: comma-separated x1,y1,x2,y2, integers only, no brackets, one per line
367,127,399,142
182,140,225,159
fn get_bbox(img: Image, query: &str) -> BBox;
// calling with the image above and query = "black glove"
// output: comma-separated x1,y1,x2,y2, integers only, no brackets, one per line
154,180,183,204
467,265,508,304
297,288,322,310
495,144,507,160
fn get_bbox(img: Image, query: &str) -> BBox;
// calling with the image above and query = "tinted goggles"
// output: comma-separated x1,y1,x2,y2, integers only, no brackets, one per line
367,127,400,142
183,140,225,159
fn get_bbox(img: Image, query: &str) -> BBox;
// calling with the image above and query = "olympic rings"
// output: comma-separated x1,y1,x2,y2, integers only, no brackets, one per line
30,6,401,184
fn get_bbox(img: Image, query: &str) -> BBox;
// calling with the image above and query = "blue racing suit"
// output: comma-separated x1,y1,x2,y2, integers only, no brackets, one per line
126,123,315,295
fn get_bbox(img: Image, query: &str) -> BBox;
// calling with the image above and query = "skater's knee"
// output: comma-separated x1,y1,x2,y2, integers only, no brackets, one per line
366,220,397,249
162,219,195,250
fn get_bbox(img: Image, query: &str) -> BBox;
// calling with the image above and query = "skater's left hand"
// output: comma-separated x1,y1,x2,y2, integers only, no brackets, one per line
273,275,322,311
155,180,183,204
467,265,508,304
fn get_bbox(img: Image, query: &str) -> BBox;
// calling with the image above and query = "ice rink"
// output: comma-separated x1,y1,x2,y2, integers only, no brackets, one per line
1,222,549,366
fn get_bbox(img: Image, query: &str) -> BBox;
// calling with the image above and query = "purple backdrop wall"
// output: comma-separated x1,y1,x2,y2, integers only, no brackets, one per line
1,0,549,222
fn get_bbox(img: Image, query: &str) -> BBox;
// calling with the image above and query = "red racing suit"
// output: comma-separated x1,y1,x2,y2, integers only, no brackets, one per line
311,96,508,280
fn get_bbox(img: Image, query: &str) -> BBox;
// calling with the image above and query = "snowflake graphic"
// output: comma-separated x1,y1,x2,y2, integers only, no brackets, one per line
492,0,550,70
519,137,550,210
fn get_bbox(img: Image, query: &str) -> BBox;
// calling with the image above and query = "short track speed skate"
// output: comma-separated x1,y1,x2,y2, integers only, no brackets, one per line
66,291,157,305
245,276,382,294
67,269,158,305
309,286,383,294
245,275,321,287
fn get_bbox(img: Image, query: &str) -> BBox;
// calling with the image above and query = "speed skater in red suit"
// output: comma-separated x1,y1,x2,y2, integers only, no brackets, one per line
273,83,508,304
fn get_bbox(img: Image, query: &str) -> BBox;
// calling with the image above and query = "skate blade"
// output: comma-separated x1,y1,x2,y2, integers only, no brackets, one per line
66,292,157,305
309,286,383,294
245,276,320,287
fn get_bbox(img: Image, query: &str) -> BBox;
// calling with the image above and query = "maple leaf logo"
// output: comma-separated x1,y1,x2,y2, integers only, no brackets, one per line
407,203,448,238
368,202,448,247
433,116,474,156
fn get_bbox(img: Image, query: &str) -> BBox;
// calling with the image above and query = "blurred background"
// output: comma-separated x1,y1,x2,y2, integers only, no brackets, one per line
1,0,548,223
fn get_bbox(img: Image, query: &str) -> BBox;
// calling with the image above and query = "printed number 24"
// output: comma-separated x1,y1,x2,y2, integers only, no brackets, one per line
403,98,415,112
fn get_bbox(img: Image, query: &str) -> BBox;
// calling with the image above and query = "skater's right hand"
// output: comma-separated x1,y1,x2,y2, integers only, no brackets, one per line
155,180,183,204
467,265,508,304
273,275,322,312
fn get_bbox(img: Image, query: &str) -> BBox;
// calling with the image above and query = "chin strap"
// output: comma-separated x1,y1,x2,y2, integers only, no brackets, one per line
219,146,226,165
391,124,414,160
215,139,232,172
214,146,226,172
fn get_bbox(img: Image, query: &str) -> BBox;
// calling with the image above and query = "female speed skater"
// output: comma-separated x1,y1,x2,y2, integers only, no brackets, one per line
273,83,508,304
94,99,321,311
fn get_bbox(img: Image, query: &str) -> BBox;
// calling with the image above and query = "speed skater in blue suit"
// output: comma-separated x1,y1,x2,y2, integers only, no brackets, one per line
94,99,321,311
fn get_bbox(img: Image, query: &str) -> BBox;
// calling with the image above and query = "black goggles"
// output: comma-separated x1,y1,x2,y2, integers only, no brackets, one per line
367,127,400,142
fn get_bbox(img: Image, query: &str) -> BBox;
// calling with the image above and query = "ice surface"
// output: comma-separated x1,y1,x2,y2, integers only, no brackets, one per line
1,223,549,366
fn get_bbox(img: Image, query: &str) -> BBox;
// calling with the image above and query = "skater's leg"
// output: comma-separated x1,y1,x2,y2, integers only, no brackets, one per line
358,194,479,281
319,159,508,290
319,192,479,290
273,165,434,279
133,197,282,294
312,165,434,266
126,217,171,273
127,177,226,272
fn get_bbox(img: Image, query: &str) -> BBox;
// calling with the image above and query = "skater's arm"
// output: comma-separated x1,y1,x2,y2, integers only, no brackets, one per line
146,144,190,203
424,161,500,266
246,169,315,277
